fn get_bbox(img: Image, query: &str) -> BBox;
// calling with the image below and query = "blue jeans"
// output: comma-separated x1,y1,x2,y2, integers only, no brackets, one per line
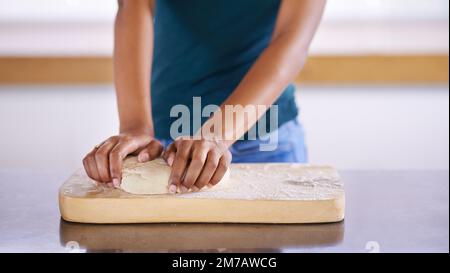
158,119,307,163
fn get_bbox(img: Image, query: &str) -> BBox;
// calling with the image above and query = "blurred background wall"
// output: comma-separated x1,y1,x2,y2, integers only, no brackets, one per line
0,0,448,173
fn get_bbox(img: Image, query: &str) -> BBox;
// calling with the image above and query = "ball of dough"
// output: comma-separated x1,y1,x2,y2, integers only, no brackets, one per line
120,157,230,195
120,157,171,195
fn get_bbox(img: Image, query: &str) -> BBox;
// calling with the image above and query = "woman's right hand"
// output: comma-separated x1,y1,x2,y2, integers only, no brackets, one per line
82,129,163,188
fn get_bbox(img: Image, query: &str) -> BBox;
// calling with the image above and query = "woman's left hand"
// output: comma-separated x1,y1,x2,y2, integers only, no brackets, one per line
162,138,232,193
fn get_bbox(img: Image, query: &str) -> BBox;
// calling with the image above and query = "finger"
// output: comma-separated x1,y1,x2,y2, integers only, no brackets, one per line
162,143,176,166
109,140,140,186
84,152,101,182
208,156,230,187
94,139,118,182
182,142,209,191
194,150,221,190
82,154,95,180
168,141,193,193
138,140,163,162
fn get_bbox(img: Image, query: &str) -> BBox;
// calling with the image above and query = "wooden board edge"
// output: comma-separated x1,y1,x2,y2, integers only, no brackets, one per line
59,191,345,224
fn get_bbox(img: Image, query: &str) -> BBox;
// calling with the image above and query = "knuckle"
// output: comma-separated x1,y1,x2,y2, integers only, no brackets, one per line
225,150,232,160
202,140,211,147
218,159,228,169
179,139,192,149
174,139,183,147
95,147,108,157
121,135,132,142
191,154,204,162
94,151,105,162
206,160,218,169
209,151,220,161
194,140,206,149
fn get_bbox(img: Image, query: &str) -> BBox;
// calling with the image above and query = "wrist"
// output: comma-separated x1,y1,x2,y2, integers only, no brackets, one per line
196,127,235,149
120,123,153,136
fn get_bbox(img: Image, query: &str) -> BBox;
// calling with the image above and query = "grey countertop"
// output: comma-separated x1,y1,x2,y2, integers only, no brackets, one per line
0,169,448,253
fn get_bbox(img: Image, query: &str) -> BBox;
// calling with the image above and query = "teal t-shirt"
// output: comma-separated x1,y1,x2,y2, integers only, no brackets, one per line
151,0,298,140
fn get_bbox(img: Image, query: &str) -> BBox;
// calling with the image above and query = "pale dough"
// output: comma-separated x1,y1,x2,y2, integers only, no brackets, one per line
120,157,230,195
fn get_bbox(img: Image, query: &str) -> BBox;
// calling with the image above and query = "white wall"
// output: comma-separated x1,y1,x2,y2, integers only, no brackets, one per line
0,86,118,173
298,85,449,170
324,0,449,21
1,0,447,56
0,0,447,22
0,85,448,173
0,0,117,23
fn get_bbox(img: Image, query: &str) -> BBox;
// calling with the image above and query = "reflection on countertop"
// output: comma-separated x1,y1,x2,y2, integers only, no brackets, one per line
59,220,344,253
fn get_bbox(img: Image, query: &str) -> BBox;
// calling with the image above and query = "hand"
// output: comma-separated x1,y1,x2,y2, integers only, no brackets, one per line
82,130,163,187
162,138,232,193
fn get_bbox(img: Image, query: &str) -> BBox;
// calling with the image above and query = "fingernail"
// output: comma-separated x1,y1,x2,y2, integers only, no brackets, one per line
192,186,200,192
168,184,177,194
180,186,189,193
138,152,149,162
206,183,213,188
107,182,114,188
112,178,120,188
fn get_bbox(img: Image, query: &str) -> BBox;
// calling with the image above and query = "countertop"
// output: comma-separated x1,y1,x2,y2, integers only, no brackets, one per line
0,169,448,253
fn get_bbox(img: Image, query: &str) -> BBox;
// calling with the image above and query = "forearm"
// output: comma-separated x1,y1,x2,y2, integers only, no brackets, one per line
114,0,154,135
201,0,326,145
217,34,310,144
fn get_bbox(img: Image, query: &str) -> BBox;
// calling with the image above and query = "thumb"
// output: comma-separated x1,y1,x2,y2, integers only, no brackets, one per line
137,140,164,162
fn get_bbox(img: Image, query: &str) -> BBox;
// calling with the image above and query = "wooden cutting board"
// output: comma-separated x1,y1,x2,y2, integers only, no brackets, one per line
59,163,345,224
